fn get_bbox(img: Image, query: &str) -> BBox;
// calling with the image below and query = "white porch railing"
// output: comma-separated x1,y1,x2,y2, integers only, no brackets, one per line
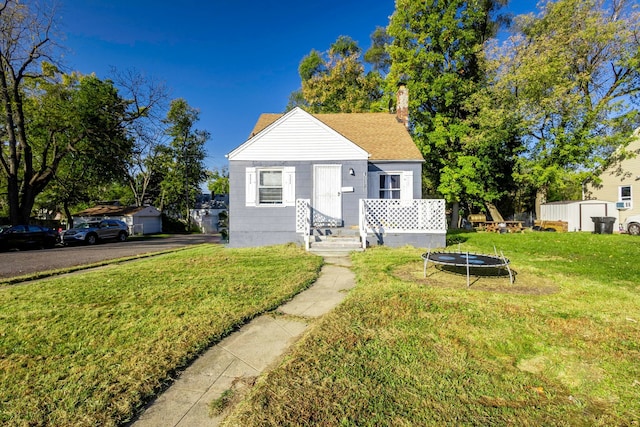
296,199,312,250
296,198,447,251
359,199,447,249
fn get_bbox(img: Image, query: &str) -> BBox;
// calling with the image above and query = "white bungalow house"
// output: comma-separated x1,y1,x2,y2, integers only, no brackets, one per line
226,86,447,250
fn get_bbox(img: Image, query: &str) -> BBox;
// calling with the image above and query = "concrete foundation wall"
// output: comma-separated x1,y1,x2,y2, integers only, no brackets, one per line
365,232,446,250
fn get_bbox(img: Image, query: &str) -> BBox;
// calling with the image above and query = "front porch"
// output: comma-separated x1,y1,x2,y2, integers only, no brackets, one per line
296,198,447,251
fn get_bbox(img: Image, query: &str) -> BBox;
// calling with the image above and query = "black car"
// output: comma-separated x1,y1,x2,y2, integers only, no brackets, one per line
0,224,59,251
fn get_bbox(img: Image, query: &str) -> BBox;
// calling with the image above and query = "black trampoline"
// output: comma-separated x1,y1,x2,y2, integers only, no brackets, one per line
422,248,513,287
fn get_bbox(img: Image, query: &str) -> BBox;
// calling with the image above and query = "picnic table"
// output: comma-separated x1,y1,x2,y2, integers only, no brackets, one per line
483,221,524,233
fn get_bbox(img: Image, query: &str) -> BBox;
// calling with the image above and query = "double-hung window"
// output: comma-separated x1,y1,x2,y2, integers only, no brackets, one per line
368,171,413,200
258,170,283,204
379,174,401,199
245,167,296,207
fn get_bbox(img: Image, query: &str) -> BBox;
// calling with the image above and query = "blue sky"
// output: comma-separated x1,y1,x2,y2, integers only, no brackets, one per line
59,1,535,174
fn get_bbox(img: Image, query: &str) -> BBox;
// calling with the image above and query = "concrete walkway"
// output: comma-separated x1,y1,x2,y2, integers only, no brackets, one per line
131,255,355,427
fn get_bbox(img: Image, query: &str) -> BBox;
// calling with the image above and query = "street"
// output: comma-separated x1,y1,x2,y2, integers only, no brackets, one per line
0,234,220,279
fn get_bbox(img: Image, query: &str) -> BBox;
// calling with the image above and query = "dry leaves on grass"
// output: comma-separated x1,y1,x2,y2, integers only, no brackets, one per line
392,261,559,295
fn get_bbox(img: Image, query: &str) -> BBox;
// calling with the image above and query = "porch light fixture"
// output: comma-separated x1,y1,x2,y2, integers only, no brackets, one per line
349,168,355,176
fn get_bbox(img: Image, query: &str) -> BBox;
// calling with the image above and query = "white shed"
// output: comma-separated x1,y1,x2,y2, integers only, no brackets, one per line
540,200,619,232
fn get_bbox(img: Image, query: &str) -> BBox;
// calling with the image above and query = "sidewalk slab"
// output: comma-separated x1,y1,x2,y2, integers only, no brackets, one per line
131,256,354,427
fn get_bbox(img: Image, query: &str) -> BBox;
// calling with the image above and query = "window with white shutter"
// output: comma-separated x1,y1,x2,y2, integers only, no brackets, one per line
368,170,414,200
245,167,295,206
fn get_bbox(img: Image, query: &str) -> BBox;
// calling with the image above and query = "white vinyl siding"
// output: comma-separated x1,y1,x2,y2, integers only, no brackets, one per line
229,108,369,161
245,167,295,206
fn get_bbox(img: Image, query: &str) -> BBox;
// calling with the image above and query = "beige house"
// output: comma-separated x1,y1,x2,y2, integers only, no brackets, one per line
587,130,640,227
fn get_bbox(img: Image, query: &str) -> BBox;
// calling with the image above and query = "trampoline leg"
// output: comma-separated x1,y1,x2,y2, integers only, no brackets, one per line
466,251,470,288
500,250,513,284
423,247,431,278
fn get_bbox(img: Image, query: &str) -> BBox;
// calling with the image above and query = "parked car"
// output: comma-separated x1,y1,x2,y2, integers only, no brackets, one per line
623,215,640,235
61,219,129,245
0,224,59,251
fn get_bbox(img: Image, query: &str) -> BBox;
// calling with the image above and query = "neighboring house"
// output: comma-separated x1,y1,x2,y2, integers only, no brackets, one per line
587,130,640,229
226,87,447,250
72,205,162,235
191,193,228,234
189,208,226,234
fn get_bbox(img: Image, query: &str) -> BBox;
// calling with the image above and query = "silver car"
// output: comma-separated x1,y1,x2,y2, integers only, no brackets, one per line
61,219,129,245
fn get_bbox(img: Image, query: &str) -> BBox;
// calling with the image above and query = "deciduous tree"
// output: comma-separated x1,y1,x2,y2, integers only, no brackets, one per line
1,0,59,224
207,166,229,197
160,99,209,227
491,0,640,216
387,0,510,226
0,1,147,224
297,36,383,113
112,68,169,207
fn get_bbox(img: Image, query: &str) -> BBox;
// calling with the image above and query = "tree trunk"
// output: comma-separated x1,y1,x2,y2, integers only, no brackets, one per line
7,175,20,224
535,188,546,220
449,201,460,229
63,202,74,229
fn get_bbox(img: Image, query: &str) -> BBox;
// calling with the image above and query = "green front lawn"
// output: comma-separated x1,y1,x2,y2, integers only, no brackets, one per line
0,244,322,426
222,232,640,425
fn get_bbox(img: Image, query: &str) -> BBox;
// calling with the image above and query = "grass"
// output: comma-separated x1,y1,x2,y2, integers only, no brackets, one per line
0,243,322,426
222,232,640,426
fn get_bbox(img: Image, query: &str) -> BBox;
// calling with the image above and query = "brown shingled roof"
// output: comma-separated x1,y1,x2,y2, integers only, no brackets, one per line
74,205,147,217
250,111,424,161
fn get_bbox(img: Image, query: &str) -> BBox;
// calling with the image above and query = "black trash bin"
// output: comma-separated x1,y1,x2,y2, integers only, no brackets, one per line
591,216,616,234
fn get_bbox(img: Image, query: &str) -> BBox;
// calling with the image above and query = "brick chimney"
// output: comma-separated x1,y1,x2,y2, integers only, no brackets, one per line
396,82,409,128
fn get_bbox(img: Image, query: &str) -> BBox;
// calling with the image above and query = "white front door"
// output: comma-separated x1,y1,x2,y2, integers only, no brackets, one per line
313,164,342,227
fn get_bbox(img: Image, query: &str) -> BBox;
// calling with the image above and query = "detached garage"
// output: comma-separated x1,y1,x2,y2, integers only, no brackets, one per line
73,205,162,235
540,200,619,232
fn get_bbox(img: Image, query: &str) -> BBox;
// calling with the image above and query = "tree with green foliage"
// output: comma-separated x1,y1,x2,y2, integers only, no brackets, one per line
364,26,392,75
160,99,209,228
387,0,510,226
207,166,229,197
1,0,59,224
1,64,133,224
297,36,384,113
0,1,150,224
490,0,640,217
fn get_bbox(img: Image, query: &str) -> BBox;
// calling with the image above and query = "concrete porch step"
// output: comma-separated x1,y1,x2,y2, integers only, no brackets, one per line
310,227,360,238
309,234,363,255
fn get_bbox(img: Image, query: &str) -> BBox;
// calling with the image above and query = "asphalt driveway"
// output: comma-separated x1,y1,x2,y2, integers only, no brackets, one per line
0,234,220,280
